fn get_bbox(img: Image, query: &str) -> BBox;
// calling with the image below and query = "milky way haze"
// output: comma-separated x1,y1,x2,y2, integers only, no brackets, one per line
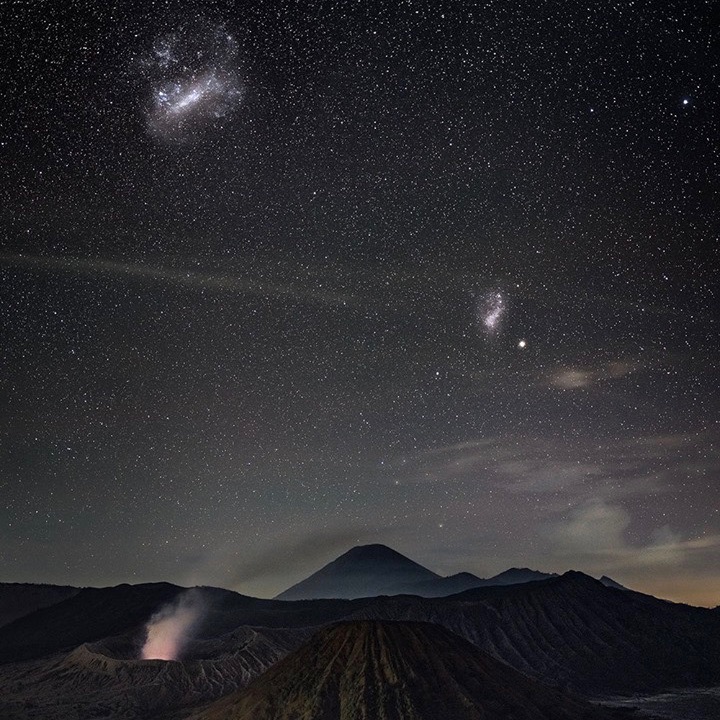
0,0,718,607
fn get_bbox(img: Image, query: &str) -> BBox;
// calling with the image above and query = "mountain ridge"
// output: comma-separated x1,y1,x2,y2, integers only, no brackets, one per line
0,582,81,628
276,543,441,600
188,621,624,720
348,570,720,693
275,543,558,600
2,570,720,718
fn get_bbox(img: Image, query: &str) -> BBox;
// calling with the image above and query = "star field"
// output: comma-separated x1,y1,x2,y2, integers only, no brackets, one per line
0,0,718,606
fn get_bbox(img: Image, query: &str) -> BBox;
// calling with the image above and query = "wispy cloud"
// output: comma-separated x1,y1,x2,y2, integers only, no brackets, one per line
547,357,641,390
378,429,720,590
183,526,381,597
0,251,370,310
549,498,720,572
391,430,719,500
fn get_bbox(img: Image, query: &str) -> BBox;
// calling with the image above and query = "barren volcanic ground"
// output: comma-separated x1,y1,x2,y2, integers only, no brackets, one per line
187,621,628,720
0,625,310,720
1,572,720,719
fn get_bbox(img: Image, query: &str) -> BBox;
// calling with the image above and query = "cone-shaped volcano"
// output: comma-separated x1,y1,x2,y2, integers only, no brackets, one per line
190,620,621,720
275,544,439,600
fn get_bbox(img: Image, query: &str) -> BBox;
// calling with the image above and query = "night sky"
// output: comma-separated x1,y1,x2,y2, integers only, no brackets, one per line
2,0,719,607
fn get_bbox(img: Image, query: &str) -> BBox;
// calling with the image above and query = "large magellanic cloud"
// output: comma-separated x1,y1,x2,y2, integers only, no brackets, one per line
136,21,245,144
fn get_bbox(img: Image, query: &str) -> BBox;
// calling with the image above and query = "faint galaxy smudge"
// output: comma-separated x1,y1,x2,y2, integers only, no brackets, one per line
137,21,245,143
476,290,506,335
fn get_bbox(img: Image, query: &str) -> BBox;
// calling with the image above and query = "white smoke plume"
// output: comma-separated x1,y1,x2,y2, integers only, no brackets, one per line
141,589,206,661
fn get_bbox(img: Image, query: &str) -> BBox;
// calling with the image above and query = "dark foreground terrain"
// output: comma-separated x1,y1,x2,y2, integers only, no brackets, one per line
187,621,626,720
1,549,719,719
603,688,720,720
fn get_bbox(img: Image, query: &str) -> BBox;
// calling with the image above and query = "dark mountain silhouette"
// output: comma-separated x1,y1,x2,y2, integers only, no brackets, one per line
599,575,629,590
0,582,374,663
275,544,440,600
401,571,485,596
275,544,557,599
401,567,557,597
0,625,309,720
484,567,558,585
3,568,720,718
349,571,720,694
0,582,184,663
4,571,720,698
0,582,80,628
188,621,623,720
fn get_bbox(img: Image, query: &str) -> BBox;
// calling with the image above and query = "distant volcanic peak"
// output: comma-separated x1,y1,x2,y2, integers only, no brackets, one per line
448,568,606,603
400,571,487,598
344,542,399,556
528,570,603,594
275,544,439,601
335,543,437,569
558,569,601,584
275,546,568,601
487,567,558,584
446,571,481,580
190,621,620,720
539,571,620,598
599,575,629,591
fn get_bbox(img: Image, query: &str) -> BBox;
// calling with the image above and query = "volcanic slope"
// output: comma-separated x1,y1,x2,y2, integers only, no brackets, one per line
349,571,720,694
402,567,558,597
0,582,185,662
4,572,719,702
481,567,558,586
276,544,558,600
0,625,309,720
188,621,624,720
0,583,364,663
275,544,440,600
0,583,80,628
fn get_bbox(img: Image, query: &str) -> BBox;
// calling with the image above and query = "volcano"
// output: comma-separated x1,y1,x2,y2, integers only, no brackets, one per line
275,544,558,600
189,621,623,720
275,544,440,600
